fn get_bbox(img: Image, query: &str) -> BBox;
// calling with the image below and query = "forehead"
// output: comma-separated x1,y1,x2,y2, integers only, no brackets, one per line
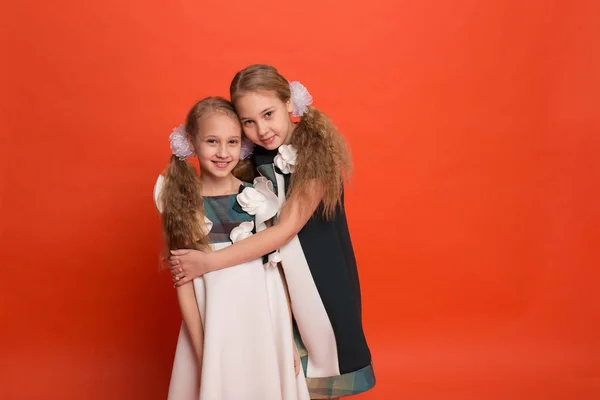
197,111,241,137
235,90,283,117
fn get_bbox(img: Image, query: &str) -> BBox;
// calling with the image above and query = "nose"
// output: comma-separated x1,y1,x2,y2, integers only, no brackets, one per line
216,142,228,158
256,120,269,137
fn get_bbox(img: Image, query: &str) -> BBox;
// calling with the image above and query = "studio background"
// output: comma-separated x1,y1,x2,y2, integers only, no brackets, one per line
1,0,599,399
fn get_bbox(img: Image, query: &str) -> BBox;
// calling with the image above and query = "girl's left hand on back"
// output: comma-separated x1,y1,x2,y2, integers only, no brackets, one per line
169,249,209,287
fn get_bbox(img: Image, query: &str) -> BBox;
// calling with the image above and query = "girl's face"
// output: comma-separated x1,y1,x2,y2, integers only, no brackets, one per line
235,90,295,150
193,112,242,179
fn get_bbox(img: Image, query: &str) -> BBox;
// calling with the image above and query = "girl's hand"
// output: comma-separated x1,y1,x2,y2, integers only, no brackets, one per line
169,249,212,287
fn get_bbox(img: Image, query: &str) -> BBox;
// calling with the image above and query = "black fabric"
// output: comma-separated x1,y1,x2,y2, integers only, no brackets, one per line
252,147,372,374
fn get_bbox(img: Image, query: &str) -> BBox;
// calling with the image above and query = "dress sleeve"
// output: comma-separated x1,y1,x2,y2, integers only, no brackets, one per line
153,174,165,214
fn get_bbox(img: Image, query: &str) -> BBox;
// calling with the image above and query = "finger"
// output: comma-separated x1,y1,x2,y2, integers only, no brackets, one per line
174,276,192,287
169,263,182,271
170,249,190,256
172,271,186,280
168,258,180,265
170,270,183,280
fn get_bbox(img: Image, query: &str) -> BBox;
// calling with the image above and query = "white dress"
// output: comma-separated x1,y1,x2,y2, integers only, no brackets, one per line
154,176,309,400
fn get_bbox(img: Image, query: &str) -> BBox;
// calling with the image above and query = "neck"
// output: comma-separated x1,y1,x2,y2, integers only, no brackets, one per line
199,173,240,196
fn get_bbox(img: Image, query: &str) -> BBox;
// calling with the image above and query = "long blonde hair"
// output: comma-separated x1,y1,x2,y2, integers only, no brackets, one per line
160,97,253,251
230,64,351,219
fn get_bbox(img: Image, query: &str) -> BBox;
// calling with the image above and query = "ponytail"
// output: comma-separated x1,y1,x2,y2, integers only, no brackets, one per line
160,155,210,252
289,106,352,219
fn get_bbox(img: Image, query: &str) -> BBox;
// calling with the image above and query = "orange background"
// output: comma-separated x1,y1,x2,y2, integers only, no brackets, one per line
1,0,599,399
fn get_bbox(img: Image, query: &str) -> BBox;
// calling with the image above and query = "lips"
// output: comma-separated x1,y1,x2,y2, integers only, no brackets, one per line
212,160,231,169
262,136,275,145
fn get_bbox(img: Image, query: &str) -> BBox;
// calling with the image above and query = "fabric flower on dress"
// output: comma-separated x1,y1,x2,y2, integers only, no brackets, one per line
273,144,297,174
236,187,265,215
169,124,195,160
266,251,282,268
229,221,254,243
237,177,280,231
289,81,313,117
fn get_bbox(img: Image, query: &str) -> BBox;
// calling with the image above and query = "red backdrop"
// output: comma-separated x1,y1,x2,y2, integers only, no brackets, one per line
1,0,599,399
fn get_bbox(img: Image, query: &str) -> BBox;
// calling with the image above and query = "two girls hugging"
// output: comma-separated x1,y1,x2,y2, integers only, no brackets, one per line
155,64,375,400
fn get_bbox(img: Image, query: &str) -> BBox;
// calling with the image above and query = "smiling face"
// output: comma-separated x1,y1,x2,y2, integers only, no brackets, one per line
234,90,295,150
193,111,242,179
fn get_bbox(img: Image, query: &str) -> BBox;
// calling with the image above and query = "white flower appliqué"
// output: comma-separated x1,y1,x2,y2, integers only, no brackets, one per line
236,187,266,216
266,251,282,268
273,144,297,174
236,178,284,268
229,221,254,243
236,177,280,232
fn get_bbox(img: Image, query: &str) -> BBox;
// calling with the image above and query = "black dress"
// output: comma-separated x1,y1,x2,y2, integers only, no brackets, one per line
253,146,376,398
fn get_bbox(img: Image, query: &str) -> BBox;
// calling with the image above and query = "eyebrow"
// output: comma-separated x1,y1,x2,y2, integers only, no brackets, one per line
239,107,274,121
203,134,241,139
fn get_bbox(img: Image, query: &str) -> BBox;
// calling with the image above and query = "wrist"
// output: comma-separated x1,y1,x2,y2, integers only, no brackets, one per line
205,251,219,273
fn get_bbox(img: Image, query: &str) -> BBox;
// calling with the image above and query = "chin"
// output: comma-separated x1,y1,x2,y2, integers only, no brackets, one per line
263,138,284,150
207,167,234,178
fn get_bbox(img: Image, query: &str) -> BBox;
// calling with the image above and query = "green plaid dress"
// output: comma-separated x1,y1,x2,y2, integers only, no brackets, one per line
202,184,254,244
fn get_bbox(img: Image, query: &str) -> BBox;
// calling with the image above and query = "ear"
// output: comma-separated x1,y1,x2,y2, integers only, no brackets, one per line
187,133,198,153
286,99,293,113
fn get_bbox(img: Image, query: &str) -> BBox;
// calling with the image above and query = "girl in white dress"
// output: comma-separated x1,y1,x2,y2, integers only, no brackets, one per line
155,96,309,400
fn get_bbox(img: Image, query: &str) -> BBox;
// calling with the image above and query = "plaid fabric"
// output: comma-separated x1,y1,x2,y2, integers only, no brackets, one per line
257,163,279,193
203,184,253,244
294,329,376,398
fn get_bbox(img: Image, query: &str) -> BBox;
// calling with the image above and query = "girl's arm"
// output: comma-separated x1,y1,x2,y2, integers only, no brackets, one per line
170,180,324,286
176,283,204,371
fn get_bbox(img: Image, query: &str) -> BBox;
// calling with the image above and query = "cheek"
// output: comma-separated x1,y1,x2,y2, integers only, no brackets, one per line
197,146,214,161
230,146,241,159
242,126,260,144
275,115,291,137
